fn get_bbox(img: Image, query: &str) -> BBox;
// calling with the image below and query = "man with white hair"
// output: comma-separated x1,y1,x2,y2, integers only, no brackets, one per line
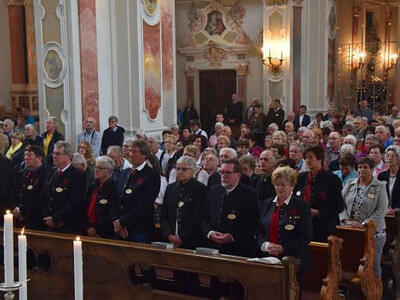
3,119,15,139
77,117,101,157
107,146,132,197
148,135,162,160
353,116,367,141
72,153,95,201
24,124,43,147
388,105,400,124
343,134,357,148
207,147,237,188
375,125,393,148
289,143,309,173
253,149,277,203
302,129,315,148
325,131,341,166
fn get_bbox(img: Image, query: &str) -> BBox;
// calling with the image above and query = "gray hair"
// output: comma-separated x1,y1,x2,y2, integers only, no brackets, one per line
170,124,179,131
215,122,224,129
46,116,57,125
268,123,279,131
239,154,256,170
303,129,315,138
4,119,15,127
290,142,304,153
340,144,355,155
24,124,36,132
108,115,118,123
343,134,357,147
148,134,161,143
343,122,354,132
365,134,380,145
176,155,197,175
376,125,389,134
95,155,115,170
386,145,400,161
55,141,73,159
107,145,122,157
72,153,87,168
297,126,308,134
123,138,135,146
219,147,237,159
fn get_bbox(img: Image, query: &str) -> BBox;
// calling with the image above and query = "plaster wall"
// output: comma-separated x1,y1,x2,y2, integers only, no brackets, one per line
0,2,12,107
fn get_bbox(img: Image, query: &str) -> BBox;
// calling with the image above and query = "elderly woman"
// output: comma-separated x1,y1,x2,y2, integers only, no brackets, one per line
78,141,96,167
6,132,24,167
239,154,257,186
296,145,344,242
161,155,207,292
85,156,119,238
258,166,312,278
216,135,231,152
357,134,379,161
341,157,388,278
378,145,400,212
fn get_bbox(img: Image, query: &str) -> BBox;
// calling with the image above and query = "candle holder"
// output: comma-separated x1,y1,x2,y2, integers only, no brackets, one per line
0,280,29,300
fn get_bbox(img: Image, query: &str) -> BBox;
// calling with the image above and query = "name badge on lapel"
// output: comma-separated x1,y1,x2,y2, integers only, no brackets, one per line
178,201,184,208
99,199,108,205
125,188,132,195
227,213,236,220
56,187,64,193
26,185,33,191
285,224,295,231
367,193,375,199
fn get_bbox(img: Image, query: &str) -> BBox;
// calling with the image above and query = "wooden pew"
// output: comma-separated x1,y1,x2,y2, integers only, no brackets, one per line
383,211,400,298
335,221,382,300
303,236,344,300
1,229,300,300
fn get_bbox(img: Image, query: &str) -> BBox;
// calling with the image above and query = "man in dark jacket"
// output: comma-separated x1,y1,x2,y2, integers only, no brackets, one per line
42,141,86,234
100,116,125,155
266,99,285,129
293,105,311,130
161,155,206,294
13,146,47,230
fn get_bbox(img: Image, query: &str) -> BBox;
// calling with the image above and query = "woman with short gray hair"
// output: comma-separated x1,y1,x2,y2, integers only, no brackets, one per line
84,155,119,239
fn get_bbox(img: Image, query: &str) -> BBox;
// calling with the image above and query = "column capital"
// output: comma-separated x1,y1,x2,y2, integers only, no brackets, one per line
235,64,248,76
7,0,24,6
185,66,197,77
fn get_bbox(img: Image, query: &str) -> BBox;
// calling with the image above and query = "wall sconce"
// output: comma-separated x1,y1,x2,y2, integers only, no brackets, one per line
262,46,284,73
388,53,398,70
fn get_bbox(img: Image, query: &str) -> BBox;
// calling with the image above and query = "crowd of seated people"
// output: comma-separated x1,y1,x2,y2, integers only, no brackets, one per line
1,99,400,296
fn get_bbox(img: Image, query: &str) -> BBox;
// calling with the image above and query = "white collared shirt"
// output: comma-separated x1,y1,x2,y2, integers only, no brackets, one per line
134,161,147,172
59,164,71,173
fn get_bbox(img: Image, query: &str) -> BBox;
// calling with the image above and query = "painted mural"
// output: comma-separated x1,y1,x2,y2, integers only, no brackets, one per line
143,21,162,120
161,0,174,101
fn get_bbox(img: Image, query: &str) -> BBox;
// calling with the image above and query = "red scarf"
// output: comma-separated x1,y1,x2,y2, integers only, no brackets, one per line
87,183,103,225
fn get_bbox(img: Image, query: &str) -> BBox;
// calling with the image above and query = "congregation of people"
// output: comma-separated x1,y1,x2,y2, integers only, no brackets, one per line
1,95,400,295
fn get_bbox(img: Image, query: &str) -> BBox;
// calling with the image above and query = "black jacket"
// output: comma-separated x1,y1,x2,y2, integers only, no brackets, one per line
207,171,221,189
101,126,125,155
42,165,86,233
84,178,120,238
293,114,311,130
201,183,258,257
119,164,161,235
257,195,312,273
161,178,207,249
266,108,285,129
41,130,64,166
13,164,47,230
296,170,344,242
378,170,400,209
252,174,276,204
24,135,43,148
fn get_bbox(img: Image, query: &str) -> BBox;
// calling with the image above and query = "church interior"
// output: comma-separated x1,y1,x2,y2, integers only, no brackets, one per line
0,0,399,299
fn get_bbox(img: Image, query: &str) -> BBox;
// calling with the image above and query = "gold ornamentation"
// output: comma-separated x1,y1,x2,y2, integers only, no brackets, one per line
204,41,226,67
235,64,248,76
185,67,197,77
143,0,158,16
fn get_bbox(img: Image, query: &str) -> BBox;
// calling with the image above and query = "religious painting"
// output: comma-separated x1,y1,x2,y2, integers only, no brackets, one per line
161,1,173,99
205,10,226,36
143,21,161,120
143,0,158,16
44,49,63,81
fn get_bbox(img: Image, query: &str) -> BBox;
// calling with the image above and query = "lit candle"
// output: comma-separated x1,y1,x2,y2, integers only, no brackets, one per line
269,47,271,58
18,228,27,300
281,51,283,60
73,236,83,300
4,210,14,285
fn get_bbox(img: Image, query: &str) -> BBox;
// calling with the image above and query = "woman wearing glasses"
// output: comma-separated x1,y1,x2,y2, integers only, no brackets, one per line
84,156,119,238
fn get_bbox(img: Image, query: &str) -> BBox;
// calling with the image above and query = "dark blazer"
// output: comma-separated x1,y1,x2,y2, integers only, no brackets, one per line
201,183,258,257
24,135,43,148
207,171,221,189
42,165,86,233
266,108,285,129
84,178,120,238
9,146,24,168
296,170,344,242
13,164,47,230
41,130,64,166
252,174,276,204
100,126,125,155
119,163,161,236
378,169,400,209
293,114,311,130
161,178,207,249
257,195,312,273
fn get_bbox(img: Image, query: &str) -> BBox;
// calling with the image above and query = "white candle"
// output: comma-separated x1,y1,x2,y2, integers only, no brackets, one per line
18,228,27,300
4,210,14,285
73,236,83,300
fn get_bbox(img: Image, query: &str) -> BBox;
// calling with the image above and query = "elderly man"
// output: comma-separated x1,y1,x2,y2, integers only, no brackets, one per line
100,116,125,155
42,141,86,233
325,131,342,165
77,117,101,157
284,121,295,135
148,134,162,160
24,124,43,147
222,125,237,149
3,119,15,139
84,156,119,238
13,146,47,230
283,112,295,130
289,143,309,173
356,100,373,122
107,146,132,197
161,155,207,293
253,150,277,203
266,99,285,129
72,153,95,201
203,153,219,179
41,117,64,167
375,125,393,148
389,105,400,124
302,128,315,148
353,116,367,141
207,147,237,188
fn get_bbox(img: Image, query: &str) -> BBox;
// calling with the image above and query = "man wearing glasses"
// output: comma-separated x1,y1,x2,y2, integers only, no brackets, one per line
42,141,86,233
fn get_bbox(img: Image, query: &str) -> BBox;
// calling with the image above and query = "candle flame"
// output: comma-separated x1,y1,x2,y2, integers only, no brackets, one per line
76,236,80,241
21,227,25,235
5,210,11,215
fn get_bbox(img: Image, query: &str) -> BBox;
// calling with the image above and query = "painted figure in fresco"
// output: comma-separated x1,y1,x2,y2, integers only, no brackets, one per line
205,10,225,36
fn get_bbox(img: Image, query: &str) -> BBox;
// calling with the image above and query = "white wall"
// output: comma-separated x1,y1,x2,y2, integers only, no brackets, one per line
0,2,12,107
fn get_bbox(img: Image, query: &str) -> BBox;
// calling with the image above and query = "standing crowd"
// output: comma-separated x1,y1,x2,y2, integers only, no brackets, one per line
0,96,399,296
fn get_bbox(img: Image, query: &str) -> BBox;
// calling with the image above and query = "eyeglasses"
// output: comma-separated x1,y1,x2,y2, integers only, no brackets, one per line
53,151,66,156
94,166,110,170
